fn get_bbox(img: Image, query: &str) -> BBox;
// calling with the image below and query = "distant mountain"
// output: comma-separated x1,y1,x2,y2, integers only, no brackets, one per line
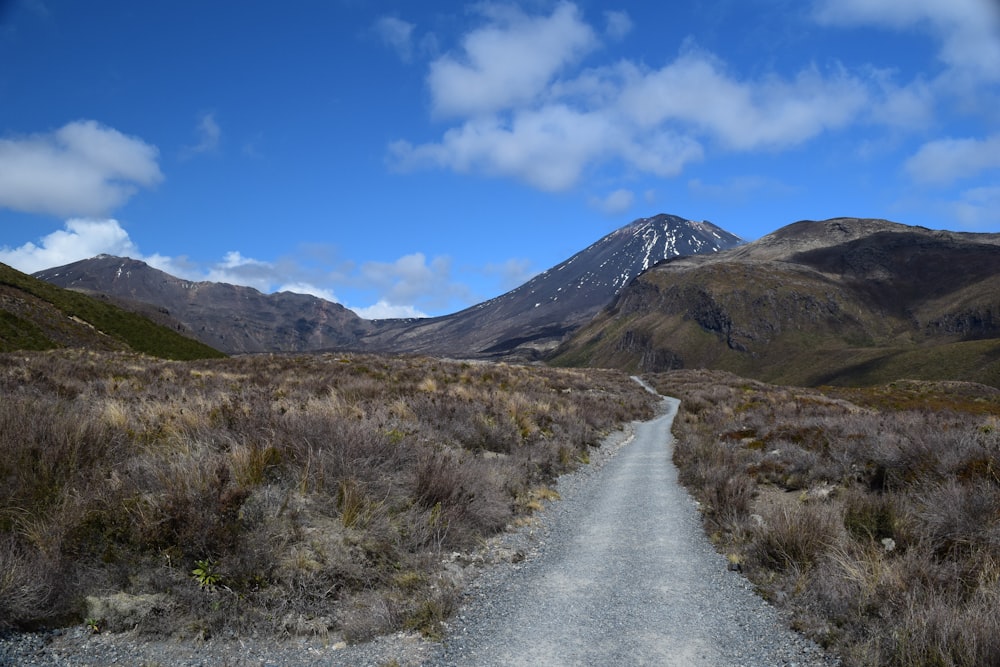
0,262,224,359
34,255,374,354
35,214,743,358
360,214,743,358
550,218,1000,388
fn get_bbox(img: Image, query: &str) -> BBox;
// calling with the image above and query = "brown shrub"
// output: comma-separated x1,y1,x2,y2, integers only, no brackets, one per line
653,368,1000,666
0,350,655,637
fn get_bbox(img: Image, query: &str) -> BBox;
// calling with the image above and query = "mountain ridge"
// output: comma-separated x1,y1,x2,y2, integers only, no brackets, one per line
34,214,743,358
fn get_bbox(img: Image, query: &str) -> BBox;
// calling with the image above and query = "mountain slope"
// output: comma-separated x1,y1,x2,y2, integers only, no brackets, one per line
35,214,742,358
35,255,374,354
551,218,1000,388
359,214,742,358
0,262,225,359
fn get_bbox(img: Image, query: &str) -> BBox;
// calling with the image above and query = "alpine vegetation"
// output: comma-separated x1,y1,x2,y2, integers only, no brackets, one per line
656,370,1000,666
0,350,655,642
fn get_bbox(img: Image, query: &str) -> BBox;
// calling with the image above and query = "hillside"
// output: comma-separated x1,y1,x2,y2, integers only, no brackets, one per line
34,255,373,354
0,262,225,360
550,218,1000,388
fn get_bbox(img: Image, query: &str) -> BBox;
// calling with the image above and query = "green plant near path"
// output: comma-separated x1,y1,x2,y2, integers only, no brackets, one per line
191,559,221,590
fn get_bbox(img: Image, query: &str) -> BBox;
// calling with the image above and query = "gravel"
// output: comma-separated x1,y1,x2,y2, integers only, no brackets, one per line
0,389,839,667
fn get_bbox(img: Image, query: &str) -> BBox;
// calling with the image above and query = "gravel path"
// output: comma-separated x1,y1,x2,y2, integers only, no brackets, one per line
1,388,837,666
424,392,835,667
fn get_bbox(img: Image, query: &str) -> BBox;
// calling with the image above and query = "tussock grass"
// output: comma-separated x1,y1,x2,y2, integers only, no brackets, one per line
0,349,655,641
654,369,1000,666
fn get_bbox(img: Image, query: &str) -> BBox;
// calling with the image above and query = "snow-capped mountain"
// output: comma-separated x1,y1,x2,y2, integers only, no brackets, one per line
360,214,742,358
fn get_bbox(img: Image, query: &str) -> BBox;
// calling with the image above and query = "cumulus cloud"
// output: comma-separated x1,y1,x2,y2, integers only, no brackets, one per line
392,102,704,191
390,2,884,194
813,0,1000,82
427,1,597,117
0,120,162,217
275,282,338,302
905,133,1000,184
0,218,139,273
374,15,416,62
615,54,869,150
358,252,471,315
352,300,426,320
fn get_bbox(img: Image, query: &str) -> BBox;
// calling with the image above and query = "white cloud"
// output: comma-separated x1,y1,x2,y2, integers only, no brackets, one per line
813,0,1000,82
275,282,338,302
427,1,597,117
180,112,220,158
604,10,632,40
0,218,139,273
390,3,881,194
866,74,935,129
0,120,162,217
905,133,1000,184
392,103,703,191
394,106,627,191
358,252,470,312
590,188,634,215
202,250,278,290
352,300,427,320
616,54,869,150
945,185,1000,228
374,15,416,62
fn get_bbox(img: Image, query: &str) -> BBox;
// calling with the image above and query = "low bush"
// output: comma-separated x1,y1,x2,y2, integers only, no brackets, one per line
653,369,1000,666
0,349,655,641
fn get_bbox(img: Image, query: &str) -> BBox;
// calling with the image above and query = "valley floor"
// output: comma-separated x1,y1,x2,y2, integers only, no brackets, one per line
1,387,835,666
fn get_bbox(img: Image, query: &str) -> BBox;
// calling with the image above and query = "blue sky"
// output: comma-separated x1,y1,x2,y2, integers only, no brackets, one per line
1,0,998,318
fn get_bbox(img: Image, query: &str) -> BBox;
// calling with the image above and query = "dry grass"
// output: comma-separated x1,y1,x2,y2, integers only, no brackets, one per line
652,369,1000,667
0,349,656,640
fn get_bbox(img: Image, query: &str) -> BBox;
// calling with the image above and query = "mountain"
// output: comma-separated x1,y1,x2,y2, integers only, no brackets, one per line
34,255,374,354
359,214,743,358
34,214,743,358
0,261,224,359
550,218,1000,388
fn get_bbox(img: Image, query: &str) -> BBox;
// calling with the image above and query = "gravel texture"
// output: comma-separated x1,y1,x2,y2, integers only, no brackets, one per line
0,388,838,667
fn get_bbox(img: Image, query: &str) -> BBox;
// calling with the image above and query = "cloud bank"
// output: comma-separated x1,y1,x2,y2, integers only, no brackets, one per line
385,1,1000,229
0,120,162,217
389,3,888,194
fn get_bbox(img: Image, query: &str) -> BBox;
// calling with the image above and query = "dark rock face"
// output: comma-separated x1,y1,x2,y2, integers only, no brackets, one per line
34,214,743,358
